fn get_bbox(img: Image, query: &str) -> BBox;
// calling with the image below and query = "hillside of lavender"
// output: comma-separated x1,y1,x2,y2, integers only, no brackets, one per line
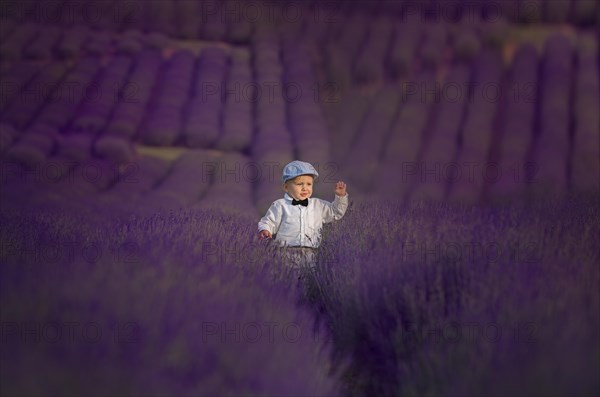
1,0,599,396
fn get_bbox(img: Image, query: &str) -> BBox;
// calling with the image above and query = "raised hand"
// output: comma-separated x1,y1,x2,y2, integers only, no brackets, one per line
335,181,347,196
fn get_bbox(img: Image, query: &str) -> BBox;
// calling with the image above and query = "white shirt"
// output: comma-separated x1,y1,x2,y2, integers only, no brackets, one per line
258,193,349,248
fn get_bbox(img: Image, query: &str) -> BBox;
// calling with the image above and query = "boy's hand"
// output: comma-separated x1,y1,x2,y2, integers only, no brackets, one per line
259,230,272,240
335,181,347,196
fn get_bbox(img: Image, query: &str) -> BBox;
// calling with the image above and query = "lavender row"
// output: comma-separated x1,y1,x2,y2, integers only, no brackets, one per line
22,25,62,60
58,64,142,163
0,61,42,114
282,39,330,170
334,0,598,26
387,17,422,79
0,23,39,61
140,50,194,146
449,48,503,203
215,48,253,152
488,44,539,201
376,72,436,200
418,23,448,70
2,123,57,169
452,26,482,62
105,49,163,139
183,46,229,148
323,42,352,95
251,26,294,215
36,57,101,131
0,22,171,61
339,13,371,63
353,17,392,84
0,123,16,154
344,87,401,193
571,33,599,192
530,34,573,197
0,0,258,44
409,62,471,202
0,62,42,117
70,55,133,135
328,91,371,164
2,1,596,61
3,61,69,131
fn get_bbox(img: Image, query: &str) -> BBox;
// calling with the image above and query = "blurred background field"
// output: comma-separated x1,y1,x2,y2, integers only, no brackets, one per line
0,1,599,396
0,0,597,216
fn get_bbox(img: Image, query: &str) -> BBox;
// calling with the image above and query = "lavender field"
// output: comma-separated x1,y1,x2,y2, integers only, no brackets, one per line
1,197,599,396
1,0,599,396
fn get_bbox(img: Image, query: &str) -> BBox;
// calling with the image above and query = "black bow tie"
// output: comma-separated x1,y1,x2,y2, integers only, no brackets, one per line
292,198,308,206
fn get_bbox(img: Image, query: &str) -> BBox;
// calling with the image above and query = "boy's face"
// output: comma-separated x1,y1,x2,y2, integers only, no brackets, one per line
283,175,313,201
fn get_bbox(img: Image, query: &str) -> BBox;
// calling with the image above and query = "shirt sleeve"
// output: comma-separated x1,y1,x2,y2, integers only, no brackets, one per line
258,201,282,234
321,193,349,224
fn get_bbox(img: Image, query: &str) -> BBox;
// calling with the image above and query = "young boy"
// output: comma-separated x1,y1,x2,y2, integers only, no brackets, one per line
258,160,348,273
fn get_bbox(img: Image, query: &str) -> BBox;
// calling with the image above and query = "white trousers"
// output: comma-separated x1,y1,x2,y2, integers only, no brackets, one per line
281,247,317,275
